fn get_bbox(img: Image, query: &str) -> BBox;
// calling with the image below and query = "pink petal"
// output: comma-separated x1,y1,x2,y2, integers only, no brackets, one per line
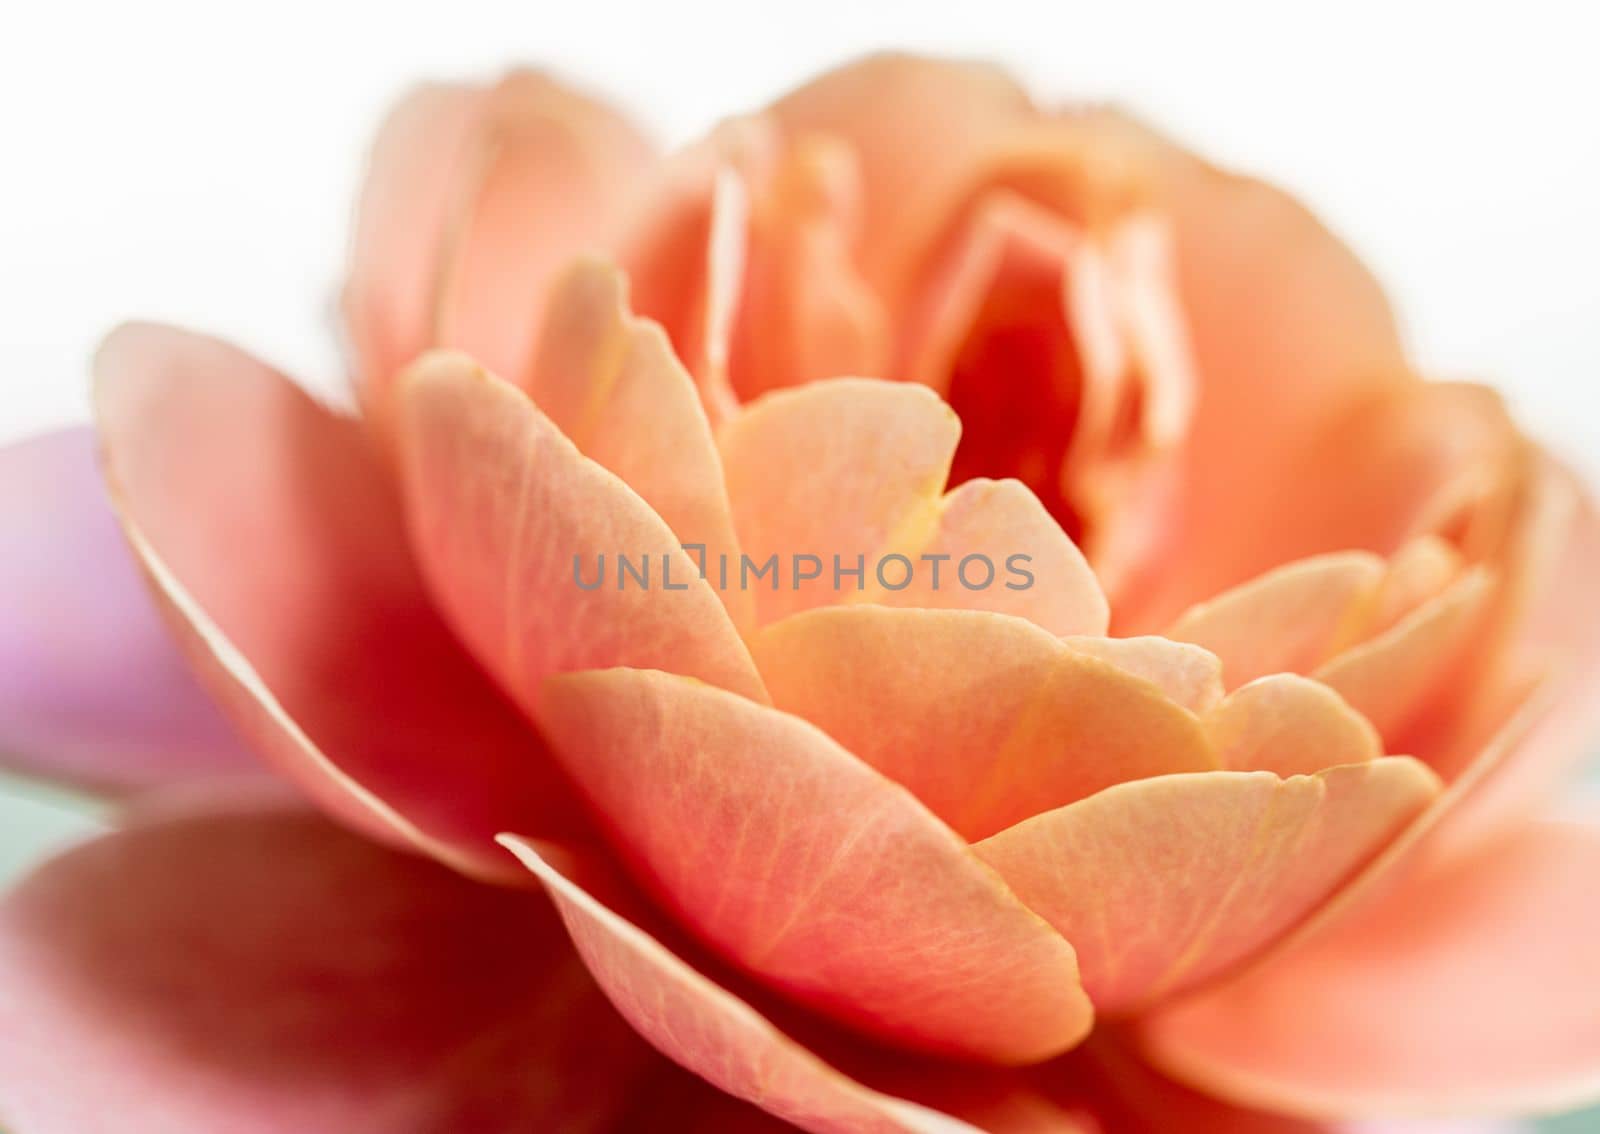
522,258,752,629
0,792,655,1134
394,350,766,704
753,606,1214,840
0,428,255,791
1140,821,1600,1119
1060,635,1225,713
501,836,1059,1133
533,667,1093,1063
973,759,1438,1012
94,323,580,879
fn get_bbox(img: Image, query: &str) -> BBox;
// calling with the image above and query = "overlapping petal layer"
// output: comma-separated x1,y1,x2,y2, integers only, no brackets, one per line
533,666,1093,1063
94,324,579,878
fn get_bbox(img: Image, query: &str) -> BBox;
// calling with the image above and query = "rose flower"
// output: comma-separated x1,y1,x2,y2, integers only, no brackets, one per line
1,54,1597,1133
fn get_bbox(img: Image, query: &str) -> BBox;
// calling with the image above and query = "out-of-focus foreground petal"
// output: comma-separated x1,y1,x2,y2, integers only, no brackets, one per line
501,837,1095,1134
1139,820,1600,1120
94,323,585,879
533,667,1094,1064
0,427,255,792
0,792,654,1134
343,72,655,416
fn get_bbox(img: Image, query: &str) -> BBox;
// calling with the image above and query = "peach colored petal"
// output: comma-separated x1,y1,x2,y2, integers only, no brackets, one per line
0,793,654,1134
1203,674,1383,778
1164,552,1385,687
0,427,256,792
770,53,1035,304
523,257,752,628
1061,636,1224,714
94,323,579,880
1140,821,1600,1119
431,72,655,385
501,837,1029,1133
974,759,1439,1014
532,667,1093,1063
394,351,766,709
718,379,959,625
753,607,1214,841
342,81,481,411
725,132,889,399
1369,535,1464,633
862,477,1110,637
1314,568,1493,741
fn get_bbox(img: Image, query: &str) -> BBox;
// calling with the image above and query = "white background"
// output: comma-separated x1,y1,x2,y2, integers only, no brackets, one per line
0,4,1596,1126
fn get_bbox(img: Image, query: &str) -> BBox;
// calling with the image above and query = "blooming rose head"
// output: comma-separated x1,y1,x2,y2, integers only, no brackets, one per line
2,54,1598,1134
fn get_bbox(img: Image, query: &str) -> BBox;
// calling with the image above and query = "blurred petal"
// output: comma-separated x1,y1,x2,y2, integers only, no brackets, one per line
343,72,654,415
501,837,1016,1133
1203,674,1383,778
395,351,766,705
1141,821,1600,1119
0,428,254,791
534,667,1093,1063
0,793,654,1134
973,759,1438,1012
524,258,752,628
95,323,578,879
753,606,1213,840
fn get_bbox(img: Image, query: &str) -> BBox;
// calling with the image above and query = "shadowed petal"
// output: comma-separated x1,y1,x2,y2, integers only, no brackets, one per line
0,428,254,791
95,323,580,879
974,760,1438,1012
1203,674,1383,778
1140,821,1600,1120
533,667,1093,1063
0,793,655,1134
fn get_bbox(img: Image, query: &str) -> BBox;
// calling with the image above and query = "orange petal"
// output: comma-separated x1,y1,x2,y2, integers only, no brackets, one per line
0,790,655,1134
430,72,654,385
1165,552,1385,688
533,667,1093,1063
770,53,1035,304
1314,568,1493,741
862,477,1110,637
94,324,580,880
1060,636,1224,714
753,607,1215,841
1203,674,1383,777
1140,821,1600,1119
502,837,1080,1131
394,352,765,709
718,379,959,625
523,258,752,629
974,759,1440,1013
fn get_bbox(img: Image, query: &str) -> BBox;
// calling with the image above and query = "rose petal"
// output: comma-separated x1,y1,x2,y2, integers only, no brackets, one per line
343,72,654,415
974,759,1440,1013
1165,552,1386,687
1203,674,1383,778
0,428,255,792
1140,821,1600,1119
432,72,655,385
95,323,578,879
1061,636,1224,714
500,836,1009,1133
394,350,767,708
533,667,1093,1063
860,477,1110,637
717,379,959,625
0,793,654,1134
523,257,752,628
753,606,1214,840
